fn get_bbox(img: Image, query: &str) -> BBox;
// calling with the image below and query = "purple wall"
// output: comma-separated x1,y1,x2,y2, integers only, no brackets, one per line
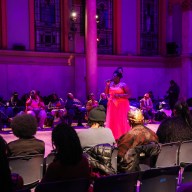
7,0,29,50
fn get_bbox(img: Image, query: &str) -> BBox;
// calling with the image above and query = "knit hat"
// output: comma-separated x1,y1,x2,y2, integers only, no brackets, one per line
128,106,144,124
88,105,106,122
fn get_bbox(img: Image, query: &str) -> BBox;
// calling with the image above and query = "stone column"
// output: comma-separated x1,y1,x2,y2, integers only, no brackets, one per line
0,0,7,49
61,0,70,52
28,0,35,51
113,0,122,55
85,0,97,96
159,0,167,56
181,0,192,98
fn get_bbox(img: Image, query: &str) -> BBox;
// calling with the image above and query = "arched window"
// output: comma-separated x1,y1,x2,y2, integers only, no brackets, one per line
97,0,113,55
140,0,159,55
34,0,61,52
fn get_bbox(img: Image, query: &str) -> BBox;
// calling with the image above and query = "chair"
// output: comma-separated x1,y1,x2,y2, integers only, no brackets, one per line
16,189,31,192
139,166,180,192
111,147,118,172
179,140,192,164
9,154,44,188
155,142,180,167
44,152,56,174
35,178,90,192
180,164,192,184
93,172,139,192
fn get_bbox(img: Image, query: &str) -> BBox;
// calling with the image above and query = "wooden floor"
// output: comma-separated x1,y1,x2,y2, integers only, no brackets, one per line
0,122,159,157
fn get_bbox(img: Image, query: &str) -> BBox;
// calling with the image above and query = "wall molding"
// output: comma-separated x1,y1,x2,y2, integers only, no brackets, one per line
0,50,184,68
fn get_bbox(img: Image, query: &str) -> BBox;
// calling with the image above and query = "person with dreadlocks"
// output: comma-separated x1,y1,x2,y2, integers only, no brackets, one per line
157,99,192,144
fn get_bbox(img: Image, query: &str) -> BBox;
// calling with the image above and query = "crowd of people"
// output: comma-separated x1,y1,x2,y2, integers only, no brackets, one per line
1,67,192,191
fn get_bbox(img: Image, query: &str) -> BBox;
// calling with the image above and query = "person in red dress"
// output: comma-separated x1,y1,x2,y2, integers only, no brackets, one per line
105,67,131,140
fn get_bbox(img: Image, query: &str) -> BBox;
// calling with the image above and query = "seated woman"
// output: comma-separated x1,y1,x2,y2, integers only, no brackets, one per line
86,93,99,113
0,135,23,192
8,114,45,157
156,99,192,144
47,93,66,125
26,90,47,129
39,123,91,183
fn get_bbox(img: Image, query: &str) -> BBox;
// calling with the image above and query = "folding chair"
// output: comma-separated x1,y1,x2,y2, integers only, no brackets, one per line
179,164,192,185
155,142,180,167
179,140,192,164
9,154,44,189
111,147,118,172
139,166,180,192
44,152,56,174
35,178,90,192
93,172,139,192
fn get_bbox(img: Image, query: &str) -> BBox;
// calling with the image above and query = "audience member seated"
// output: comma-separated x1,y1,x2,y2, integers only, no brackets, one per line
98,92,108,111
65,93,86,127
140,93,154,123
26,90,47,129
8,114,45,157
77,105,115,149
47,93,66,125
117,107,159,173
86,93,99,114
156,99,192,144
8,91,25,117
38,123,91,185
0,135,24,192
20,92,30,106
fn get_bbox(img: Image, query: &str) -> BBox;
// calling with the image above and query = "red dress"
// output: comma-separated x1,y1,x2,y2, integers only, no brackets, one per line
106,82,130,140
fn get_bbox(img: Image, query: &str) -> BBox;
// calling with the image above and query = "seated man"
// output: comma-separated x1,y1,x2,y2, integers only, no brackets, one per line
26,90,47,129
8,113,45,157
65,93,86,127
140,93,154,123
77,105,115,149
99,92,108,111
8,91,25,117
117,107,159,173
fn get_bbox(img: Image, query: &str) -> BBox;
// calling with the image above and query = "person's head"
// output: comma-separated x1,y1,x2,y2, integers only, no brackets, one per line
52,123,83,165
112,67,123,83
88,105,106,127
11,114,38,139
144,93,150,99
88,92,95,100
30,90,38,99
128,107,144,127
51,93,59,102
12,91,18,99
173,100,190,118
67,92,74,100
170,80,176,86
100,92,107,100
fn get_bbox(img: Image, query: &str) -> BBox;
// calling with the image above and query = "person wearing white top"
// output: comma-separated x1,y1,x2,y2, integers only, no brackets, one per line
77,105,115,149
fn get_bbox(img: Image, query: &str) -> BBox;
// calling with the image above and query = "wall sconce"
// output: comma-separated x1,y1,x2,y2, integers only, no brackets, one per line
70,9,78,32
71,10,77,22
96,15,99,23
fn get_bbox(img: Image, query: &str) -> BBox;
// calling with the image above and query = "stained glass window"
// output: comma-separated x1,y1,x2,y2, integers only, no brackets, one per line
34,0,61,52
97,0,113,55
140,0,159,56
